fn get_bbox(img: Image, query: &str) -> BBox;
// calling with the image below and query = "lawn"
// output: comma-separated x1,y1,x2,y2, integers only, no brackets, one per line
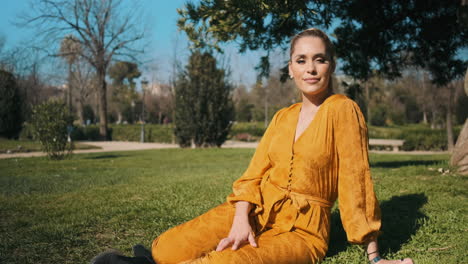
0,149,466,264
0,138,99,154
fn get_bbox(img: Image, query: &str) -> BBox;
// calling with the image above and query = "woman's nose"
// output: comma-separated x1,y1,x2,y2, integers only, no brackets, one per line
306,61,317,74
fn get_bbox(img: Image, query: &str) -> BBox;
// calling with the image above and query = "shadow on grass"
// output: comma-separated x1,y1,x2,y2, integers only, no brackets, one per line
371,160,442,168
326,193,428,258
85,154,129,159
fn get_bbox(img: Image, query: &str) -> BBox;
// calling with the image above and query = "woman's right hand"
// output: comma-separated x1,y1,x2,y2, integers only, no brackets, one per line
215,215,258,251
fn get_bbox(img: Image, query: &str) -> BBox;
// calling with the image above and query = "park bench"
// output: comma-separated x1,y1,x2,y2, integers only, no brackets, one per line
368,138,405,152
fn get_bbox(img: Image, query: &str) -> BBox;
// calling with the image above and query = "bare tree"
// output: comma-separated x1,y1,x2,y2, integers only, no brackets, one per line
22,0,145,139
72,58,96,125
59,34,81,114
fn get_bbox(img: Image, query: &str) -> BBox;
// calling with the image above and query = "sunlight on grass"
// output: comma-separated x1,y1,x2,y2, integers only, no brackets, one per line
0,149,466,264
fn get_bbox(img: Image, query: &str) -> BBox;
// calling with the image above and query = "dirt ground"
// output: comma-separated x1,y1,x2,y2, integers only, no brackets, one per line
0,140,259,159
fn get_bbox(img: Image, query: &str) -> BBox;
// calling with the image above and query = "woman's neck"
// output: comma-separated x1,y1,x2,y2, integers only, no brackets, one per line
301,89,333,112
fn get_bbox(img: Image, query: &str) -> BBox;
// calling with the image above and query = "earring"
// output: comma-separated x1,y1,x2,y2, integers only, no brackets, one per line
289,75,293,79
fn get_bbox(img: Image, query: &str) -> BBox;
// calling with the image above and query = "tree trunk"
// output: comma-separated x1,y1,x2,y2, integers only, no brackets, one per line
68,63,73,116
77,99,84,125
97,67,108,140
364,80,370,122
446,84,454,152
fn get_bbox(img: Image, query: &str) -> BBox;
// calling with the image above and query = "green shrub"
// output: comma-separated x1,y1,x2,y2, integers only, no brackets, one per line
230,122,265,139
30,100,73,160
69,124,173,143
370,105,388,126
368,124,461,151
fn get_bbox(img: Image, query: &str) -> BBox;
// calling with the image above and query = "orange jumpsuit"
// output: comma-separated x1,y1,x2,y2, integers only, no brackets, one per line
152,94,381,264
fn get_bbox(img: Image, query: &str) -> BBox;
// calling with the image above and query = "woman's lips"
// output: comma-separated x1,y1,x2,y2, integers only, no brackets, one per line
303,78,320,84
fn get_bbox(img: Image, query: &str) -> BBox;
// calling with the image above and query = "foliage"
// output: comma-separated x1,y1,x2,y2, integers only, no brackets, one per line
108,61,141,86
110,124,173,143
25,0,146,139
177,0,333,78
30,100,73,159
370,105,388,126
334,0,467,85
82,104,96,124
0,70,23,139
70,124,174,143
0,150,466,263
368,124,462,151
174,51,234,147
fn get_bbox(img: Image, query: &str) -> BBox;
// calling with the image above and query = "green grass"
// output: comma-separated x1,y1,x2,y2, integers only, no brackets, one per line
0,149,466,264
0,138,100,154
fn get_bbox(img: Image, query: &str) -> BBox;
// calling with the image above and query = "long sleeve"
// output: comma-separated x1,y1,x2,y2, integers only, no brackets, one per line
335,100,381,244
226,109,283,214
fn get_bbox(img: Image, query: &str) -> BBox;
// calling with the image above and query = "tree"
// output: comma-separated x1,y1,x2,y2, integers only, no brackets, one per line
59,34,81,115
24,0,145,139
174,51,234,147
71,57,96,125
332,0,467,150
108,61,141,123
178,0,467,151
0,70,22,139
177,0,333,79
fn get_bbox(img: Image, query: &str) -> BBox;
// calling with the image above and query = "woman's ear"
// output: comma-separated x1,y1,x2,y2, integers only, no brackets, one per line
288,61,293,79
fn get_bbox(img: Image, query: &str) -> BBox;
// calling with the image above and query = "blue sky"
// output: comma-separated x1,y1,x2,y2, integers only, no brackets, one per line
1,1,466,88
0,0,262,86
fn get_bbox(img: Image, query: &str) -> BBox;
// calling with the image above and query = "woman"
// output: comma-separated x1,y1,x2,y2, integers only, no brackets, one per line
92,28,413,264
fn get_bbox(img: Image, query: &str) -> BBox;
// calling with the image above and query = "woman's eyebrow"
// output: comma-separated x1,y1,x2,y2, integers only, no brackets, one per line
293,53,328,59
312,53,327,59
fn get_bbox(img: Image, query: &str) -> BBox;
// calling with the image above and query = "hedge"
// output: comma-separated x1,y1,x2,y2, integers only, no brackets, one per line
20,123,175,143
19,122,462,151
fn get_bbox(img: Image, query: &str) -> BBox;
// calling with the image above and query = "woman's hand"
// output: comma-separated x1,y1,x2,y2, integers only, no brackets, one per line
216,201,257,251
215,215,257,251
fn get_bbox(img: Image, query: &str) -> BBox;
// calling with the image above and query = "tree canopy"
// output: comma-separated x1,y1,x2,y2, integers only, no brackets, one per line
178,0,468,85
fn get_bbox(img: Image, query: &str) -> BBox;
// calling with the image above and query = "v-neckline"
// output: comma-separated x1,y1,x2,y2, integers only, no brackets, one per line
292,94,336,148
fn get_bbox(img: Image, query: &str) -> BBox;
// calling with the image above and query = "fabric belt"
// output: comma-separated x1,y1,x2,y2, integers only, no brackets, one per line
258,180,333,233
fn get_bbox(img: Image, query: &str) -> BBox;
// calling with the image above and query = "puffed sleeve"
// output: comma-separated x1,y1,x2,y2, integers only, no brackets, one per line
335,99,381,244
226,109,282,214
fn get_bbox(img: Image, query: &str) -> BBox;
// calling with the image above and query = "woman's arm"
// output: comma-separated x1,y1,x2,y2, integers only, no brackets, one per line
215,201,257,251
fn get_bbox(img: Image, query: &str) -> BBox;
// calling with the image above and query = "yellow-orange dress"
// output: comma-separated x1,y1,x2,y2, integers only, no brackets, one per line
152,94,381,264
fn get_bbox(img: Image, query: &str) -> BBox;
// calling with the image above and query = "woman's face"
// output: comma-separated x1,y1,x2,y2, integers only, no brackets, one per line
288,36,333,96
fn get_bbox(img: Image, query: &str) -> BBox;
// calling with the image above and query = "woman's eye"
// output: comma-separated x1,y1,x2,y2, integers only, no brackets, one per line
316,58,326,63
296,59,305,64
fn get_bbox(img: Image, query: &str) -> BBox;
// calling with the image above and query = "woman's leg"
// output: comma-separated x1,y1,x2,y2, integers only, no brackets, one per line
152,202,235,263
152,201,322,264
185,228,321,264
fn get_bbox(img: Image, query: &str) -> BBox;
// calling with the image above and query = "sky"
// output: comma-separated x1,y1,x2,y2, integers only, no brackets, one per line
1,1,466,89
0,0,262,87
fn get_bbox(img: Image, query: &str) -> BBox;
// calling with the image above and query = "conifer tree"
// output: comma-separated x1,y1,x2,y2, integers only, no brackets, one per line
174,51,234,147
0,70,22,139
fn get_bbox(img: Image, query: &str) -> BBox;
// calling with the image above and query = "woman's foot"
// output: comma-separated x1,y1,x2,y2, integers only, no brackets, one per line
132,244,155,264
91,250,155,264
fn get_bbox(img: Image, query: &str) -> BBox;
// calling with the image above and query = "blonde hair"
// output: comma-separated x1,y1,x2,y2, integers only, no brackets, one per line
289,28,336,69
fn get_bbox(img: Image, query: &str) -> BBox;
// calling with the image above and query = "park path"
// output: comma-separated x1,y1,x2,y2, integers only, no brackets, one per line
0,140,259,159
0,140,447,159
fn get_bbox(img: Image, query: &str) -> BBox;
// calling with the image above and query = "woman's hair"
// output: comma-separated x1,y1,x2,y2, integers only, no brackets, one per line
289,28,336,68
